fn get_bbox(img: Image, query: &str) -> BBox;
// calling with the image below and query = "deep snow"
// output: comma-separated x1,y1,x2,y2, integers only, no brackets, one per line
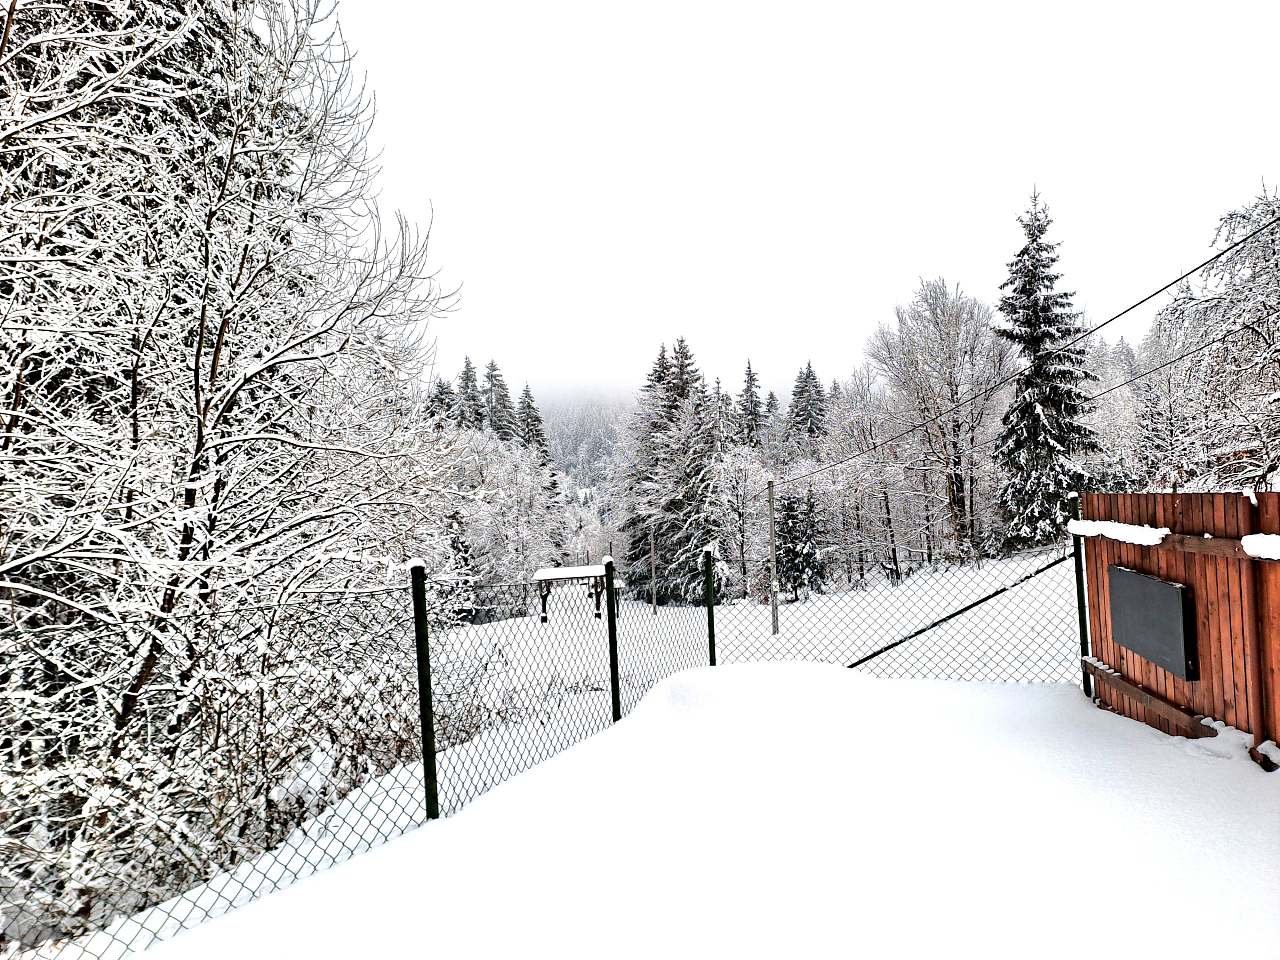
147,663,1279,959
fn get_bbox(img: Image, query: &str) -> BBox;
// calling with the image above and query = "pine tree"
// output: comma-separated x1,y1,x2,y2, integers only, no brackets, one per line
776,489,822,600
456,357,487,430
764,391,779,418
620,345,673,594
787,361,828,438
738,360,763,447
442,510,478,622
482,360,518,440
428,379,457,419
711,378,739,446
515,384,549,458
994,192,1099,549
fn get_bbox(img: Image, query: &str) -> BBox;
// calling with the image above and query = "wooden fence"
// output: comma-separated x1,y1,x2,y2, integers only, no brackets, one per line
1078,492,1279,755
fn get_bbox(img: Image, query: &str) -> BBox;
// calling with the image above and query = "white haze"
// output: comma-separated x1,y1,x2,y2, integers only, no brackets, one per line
341,0,1280,398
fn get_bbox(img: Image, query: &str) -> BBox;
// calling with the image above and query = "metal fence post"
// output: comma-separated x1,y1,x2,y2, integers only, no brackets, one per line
650,528,658,616
604,558,622,722
1069,494,1092,699
767,480,780,635
703,547,717,666
408,562,441,820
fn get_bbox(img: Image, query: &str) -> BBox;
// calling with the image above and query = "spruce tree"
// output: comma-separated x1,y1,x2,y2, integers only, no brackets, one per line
442,510,478,623
776,488,822,600
738,360,763,447
764,391,779,418
456,357,487,430
428,378,456,419
994,192,1099,549
482,360,517,440
787,361,828,438
516,384,549,458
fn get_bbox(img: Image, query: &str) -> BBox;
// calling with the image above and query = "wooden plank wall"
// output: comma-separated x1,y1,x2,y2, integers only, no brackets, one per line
1080,492,1279,745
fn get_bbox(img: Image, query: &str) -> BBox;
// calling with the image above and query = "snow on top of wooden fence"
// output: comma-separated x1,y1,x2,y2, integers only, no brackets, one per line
1241,533,1280,561
1066,518,1171,546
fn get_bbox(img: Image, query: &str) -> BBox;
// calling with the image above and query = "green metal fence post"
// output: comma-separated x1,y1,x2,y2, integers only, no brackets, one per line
604,558,621,722
703,547,717,667
409,561,441,820
1070,494,1093,699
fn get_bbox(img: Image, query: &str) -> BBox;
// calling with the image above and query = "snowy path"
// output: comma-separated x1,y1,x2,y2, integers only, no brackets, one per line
148,664,1280,958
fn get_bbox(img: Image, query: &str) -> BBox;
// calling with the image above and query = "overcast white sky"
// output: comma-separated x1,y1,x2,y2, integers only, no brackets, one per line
341,1,1279,401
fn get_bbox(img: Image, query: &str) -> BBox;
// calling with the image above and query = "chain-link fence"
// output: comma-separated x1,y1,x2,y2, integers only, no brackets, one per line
4,590,424,960
713,546,1077,681
6,543,1080,958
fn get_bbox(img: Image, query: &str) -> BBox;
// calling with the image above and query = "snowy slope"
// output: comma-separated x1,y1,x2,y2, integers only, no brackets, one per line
146,664,1280,959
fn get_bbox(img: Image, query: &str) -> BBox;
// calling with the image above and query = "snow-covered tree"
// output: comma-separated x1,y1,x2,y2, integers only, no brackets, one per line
456,357,487,430
993,193,1098,549
516,384,550,457
787,361,828,441
868,279,1011,556
776,489,822,601
0,1,462,944
738,360,764,447
483,360,518,440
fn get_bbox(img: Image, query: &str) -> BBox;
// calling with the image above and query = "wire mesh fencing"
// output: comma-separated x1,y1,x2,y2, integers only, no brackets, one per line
3,590,425,960
6,544,1081,958
712,546,1079,682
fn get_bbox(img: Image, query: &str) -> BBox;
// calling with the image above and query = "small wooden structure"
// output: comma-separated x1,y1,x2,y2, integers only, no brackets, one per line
1077,492,1279,765
531,565,608,623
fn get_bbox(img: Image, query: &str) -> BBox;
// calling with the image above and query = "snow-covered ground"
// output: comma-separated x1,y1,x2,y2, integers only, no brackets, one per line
145,664,1279,958
21,555,1082,959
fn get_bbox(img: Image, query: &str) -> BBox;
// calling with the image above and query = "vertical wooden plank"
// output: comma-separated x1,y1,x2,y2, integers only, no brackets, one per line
1152,496,1172,737
1145,492,1171,732
1087,493,1114,712
1117,493,1145,727
1210,494,1239,728
1086,493,1114,712
1164,493,1191,716
1094,493,1121,715
1187,495,1219,720
1223,496,1251,733
1236,495,1263,741
1258,493,1280,745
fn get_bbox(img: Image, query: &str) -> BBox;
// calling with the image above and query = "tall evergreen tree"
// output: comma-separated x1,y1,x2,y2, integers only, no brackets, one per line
738,360,763,447
764,391,780,418
776,489,822,600
711,378,739,446
456,357,487,430
787,361,828,438
482,360,517,440
993,192,1098,548
428,378,457,419
516,384,549,458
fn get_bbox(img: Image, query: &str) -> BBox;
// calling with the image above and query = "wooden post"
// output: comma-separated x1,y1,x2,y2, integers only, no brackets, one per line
767,480,780,635
1244,498,1269,756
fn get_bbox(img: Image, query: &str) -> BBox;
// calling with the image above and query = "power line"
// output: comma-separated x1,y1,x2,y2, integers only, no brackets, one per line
757,212,1280,497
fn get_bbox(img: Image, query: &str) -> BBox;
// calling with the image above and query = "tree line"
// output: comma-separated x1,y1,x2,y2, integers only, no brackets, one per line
606,189,1280,603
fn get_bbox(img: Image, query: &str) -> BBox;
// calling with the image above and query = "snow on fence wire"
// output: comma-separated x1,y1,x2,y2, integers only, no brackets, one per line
6,548,1079,959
